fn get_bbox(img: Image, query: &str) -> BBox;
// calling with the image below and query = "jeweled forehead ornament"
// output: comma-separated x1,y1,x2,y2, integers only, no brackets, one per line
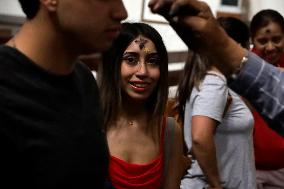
134,37,151,54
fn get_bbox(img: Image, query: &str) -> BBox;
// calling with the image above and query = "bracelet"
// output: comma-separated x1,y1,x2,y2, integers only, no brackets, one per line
228,51,249,81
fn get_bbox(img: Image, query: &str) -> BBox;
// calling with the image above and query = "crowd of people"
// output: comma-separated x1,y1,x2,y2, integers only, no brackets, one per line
0,0,284,188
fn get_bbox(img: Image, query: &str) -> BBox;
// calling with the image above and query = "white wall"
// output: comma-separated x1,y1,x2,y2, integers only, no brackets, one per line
123,0,188,52
123,0,284,52
1,0,284,52
122,0,222,52
0,0,24,17
248,0,284,19
1,0,284,21
202,0,284,20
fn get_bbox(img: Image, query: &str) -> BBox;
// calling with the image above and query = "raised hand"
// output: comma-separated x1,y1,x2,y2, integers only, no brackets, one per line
148,0,246,76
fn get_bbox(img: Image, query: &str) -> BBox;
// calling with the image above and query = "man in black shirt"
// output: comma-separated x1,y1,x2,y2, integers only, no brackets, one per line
0,0,127,188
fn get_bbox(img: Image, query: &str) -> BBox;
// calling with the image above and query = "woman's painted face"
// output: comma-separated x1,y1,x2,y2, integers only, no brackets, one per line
252,21,284,65
120,35,160,102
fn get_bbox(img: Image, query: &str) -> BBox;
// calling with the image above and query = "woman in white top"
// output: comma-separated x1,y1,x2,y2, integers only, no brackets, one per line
176,54,256,189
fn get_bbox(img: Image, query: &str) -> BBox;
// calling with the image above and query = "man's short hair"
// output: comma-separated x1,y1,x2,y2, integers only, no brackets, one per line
18,0,40,19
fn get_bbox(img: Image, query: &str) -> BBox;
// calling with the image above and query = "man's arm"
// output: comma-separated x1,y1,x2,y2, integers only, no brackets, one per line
229,52,284,136
148,0,284,136
148,0,246,76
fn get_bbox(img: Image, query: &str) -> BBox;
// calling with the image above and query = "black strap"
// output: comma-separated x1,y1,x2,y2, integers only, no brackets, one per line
162,117,175,187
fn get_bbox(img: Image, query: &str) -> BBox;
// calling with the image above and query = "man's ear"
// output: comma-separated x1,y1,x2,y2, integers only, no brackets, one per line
40,0,58,12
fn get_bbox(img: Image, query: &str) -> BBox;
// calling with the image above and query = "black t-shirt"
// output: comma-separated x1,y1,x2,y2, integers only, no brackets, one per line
0,46,109,188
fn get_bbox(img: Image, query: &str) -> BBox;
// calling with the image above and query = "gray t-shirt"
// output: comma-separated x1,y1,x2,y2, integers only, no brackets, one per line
181,71,256,189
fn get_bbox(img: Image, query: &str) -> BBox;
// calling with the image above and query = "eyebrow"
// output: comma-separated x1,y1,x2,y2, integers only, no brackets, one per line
122,52,160,61
123,51,158,55
122,52,138,56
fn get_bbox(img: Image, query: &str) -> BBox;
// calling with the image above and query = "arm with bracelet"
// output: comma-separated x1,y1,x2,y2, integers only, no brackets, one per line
149,0,284,136
228,51,284,136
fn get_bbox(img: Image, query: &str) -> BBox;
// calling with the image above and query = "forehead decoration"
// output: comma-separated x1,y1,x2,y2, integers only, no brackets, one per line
134,37,148,50
143,47,151,54
134,37,152,54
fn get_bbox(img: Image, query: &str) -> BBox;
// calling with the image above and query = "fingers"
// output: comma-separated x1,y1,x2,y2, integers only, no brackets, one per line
149,0,206,17
182,154,193,169
148,0,213,31
148,0,173,14
169,0,200,17
148,0,160,13
148,0,221,54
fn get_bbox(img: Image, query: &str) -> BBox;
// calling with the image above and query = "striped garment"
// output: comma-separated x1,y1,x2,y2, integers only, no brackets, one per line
229,51,284,136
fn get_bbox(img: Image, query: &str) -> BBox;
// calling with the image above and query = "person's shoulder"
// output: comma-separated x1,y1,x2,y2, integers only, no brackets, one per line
0,45,8,51
74,61,95,79
0,45,13,59
74,61,98,89
201,71,227,91
0,45,20,70
197,71,229,103
205,70,226,83
75,61,92,72
0,45,25,62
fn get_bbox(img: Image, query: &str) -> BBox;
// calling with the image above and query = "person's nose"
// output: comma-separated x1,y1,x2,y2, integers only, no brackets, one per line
265,41,276,52
136,61,148,77
112,0,128,21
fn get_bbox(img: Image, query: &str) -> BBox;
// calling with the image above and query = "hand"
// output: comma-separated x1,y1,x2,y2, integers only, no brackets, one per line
178,153,193,180
181,154,192,171
148,0,225,53
148,0,246,76
148,0,173,18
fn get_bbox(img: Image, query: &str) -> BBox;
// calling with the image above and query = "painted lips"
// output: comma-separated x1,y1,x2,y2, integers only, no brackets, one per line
129,82,149,92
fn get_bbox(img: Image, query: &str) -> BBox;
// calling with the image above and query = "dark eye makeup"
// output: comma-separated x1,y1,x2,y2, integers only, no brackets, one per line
122,52,160,67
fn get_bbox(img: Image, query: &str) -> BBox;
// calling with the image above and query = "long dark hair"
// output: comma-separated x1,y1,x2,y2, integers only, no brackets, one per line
99,22,168,130
176,53,211,123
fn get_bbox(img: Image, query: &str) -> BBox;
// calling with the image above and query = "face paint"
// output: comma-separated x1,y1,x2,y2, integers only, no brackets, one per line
143,47,151,54
134,37,153,55
134,37,148,50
